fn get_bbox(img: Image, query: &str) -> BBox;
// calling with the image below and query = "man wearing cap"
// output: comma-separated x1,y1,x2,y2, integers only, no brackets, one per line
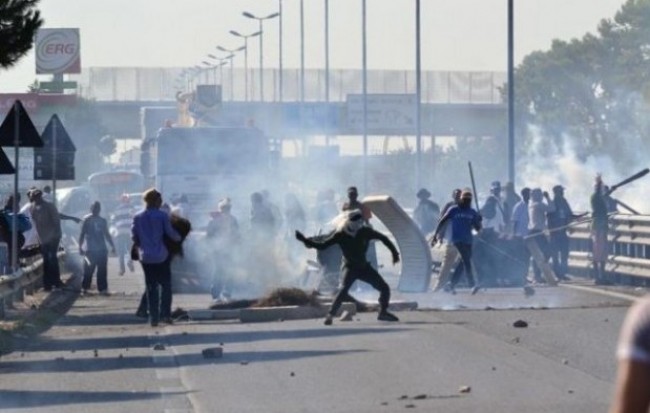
432,190,483,294
413,188,440,236
547,185,581,281
295,209,401,325
30,189,65,291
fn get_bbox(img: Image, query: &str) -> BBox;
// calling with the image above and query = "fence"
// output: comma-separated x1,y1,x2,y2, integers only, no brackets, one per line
568,214,650,286
0,250,66,319
71,67,506,104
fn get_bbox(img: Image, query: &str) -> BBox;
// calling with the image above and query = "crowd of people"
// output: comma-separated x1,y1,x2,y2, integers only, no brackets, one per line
413,176,618,293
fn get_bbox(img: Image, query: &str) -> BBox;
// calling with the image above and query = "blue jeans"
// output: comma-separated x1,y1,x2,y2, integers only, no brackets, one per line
141,259,172,324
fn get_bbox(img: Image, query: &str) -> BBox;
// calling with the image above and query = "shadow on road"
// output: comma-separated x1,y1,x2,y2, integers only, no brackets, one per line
25,326,409,353
0,349,369,374
0,389,180,409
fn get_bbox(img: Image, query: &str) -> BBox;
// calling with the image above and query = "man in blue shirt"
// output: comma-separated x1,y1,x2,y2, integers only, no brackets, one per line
432,190,482,294
132,189,181,327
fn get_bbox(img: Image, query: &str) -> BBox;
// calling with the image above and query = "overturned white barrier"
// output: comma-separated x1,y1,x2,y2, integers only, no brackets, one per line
363,195,432,293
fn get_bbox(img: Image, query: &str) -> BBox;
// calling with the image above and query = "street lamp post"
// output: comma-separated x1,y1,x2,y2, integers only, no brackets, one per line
201,61,215,84
362,0,368,193
230,30,261,101
217,45,246,100
243,11,280,102
507,0,515,183
415,0,422,191
278,0,283,102
207,54,231,87
300,0,305,104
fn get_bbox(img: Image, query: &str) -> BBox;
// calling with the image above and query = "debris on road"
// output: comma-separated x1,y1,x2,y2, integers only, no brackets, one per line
562,359,569,365
404,404,416,408
290,372,295,377
459,385,471,393
202,347,223,359
513,320,528,328
93,349,99,357
413,394,427,400
240,360,249,365
152,343,166,351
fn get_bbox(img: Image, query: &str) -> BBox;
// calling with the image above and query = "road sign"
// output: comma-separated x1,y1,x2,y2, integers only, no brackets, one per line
40,114,76,151
346,94,417,134
0,100,44,147
34,114,76,180
0,149,15,175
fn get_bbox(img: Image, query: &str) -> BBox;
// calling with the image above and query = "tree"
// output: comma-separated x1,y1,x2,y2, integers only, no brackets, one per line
0,0,43,69
512,0,650,170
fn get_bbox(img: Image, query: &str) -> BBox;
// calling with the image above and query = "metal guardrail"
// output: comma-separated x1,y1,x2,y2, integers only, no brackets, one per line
0,250,66,319
568,214,650,285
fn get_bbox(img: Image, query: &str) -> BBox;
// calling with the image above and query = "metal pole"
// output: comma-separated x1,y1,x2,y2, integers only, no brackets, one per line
244,38,249,101
507,0,515,183
259,19,264,102
11,102,18,271
325,0,330,145
415,0,422,191
300,0,305,103
279,0,284,102
362,0,368,193
52,117,57,208
230,55,235,101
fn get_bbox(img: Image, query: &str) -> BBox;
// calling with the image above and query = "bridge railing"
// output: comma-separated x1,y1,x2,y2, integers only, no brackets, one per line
568,213,650,285
0,249,67,319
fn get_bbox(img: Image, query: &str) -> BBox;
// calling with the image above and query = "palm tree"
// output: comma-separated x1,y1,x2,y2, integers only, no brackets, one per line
0,0,43,69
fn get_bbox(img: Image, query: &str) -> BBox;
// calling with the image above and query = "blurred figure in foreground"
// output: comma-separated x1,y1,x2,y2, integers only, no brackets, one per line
610,296,650,413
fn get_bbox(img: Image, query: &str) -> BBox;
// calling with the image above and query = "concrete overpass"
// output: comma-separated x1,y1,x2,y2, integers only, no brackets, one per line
97,100,507,140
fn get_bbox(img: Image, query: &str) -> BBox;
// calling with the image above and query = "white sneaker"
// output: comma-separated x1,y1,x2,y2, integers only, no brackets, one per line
127,260,135,272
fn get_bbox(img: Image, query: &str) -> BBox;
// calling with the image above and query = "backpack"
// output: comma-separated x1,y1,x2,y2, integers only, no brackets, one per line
2,212,32,233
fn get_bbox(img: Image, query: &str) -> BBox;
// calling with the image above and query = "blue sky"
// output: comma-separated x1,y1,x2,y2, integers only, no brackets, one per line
0,0,626,93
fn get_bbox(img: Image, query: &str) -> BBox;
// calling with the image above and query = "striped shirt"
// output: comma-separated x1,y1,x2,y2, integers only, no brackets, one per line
111,202,134,237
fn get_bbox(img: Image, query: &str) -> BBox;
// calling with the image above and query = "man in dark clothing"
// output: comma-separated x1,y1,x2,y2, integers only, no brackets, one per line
250,191,275,239
30,189,64,291
432,191,482,294
342,186,372,222
295,209,400,325
547,185,582,281
79,201,116,295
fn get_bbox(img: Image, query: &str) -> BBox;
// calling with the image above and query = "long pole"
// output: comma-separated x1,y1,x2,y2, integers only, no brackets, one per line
279,0,283,102
244,38,249,101
325,0,330,145
415,0,422,191
362,0,368,193
259,19,264,102
507,0,515,183
11,102,19,271
52,117,57,208
229,55,235,101
300,0,305,103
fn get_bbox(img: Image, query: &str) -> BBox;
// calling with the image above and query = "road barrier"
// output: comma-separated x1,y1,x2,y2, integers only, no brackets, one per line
568,213,650,286
0,247,66,319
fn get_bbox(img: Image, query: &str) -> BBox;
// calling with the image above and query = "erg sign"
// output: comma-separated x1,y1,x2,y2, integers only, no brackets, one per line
35,28,81,74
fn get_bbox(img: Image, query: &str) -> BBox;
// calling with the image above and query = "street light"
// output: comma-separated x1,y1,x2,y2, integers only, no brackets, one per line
243,10,280,102
207,54,230,86
278,0,283,102
362,0,368,192
217,45,246,100
201,60,215,84
230,29,261,101
415,0,422,191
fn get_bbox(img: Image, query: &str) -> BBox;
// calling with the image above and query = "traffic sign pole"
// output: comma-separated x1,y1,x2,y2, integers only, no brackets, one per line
12,102,19,271
52,117,57,207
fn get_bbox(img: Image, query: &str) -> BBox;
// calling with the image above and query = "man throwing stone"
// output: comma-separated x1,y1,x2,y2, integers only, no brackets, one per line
295,209,400,325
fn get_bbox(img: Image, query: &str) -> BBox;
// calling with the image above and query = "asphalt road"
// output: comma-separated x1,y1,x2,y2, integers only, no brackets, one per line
0,255,639,413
